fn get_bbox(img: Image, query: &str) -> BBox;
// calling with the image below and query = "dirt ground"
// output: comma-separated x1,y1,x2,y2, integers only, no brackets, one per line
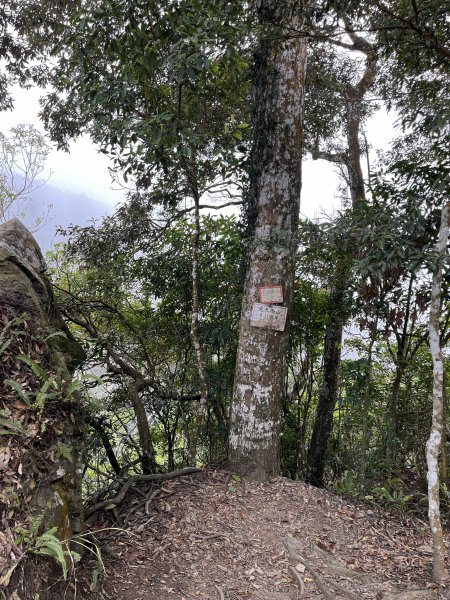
74,470,450,600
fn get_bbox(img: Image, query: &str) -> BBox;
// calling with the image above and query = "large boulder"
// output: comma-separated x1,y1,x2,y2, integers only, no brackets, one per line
0,219,85,599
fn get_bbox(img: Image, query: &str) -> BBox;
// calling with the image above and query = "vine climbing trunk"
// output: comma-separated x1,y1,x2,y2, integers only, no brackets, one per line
426,200,449,583
228,9,307,480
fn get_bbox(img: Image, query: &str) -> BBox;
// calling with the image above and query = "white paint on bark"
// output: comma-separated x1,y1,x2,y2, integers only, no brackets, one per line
229,15,308,480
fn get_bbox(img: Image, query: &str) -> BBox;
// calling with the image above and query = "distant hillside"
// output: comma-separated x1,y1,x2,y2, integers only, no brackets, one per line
21,181,115,252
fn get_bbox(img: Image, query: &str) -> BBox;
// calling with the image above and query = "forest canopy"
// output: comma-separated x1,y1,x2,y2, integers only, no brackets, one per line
0,0,449,596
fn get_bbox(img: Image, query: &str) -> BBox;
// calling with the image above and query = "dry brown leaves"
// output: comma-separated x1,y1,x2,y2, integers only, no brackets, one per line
80,471,449,600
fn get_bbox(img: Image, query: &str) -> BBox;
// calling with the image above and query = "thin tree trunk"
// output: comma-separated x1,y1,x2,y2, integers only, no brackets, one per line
441,377,449,488
130,382,157,474
305,279,346,486
187,190,209,464
426,200,449,583
101,344,157,474
385,274,415,463
167,432,175,472
305,55,376,487
346,96,366,204
228,14,307,480
210,394,228,448
360,322,377,492
89,417,121,474
386,360,404,462
295,365,314,479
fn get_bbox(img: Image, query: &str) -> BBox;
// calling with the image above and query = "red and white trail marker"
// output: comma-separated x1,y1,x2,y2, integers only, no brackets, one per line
258,285,283,304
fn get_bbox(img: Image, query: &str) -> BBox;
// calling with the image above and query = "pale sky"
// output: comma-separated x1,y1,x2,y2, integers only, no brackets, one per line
0,84,397,221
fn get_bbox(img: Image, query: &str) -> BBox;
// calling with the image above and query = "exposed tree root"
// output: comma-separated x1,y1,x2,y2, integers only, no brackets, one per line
282,536,335,599
85,467,202,518
287,565,305,596
282,534,444,600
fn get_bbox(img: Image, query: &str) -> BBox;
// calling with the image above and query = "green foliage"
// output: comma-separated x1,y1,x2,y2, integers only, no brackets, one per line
50,213,243,482
13,355,84,418
331,471,360,498
332,472,421,511
41,0,251,202
372,0,449,134
31,529,78,581
0,408,27,436
15,518,81,581
53,443,73,463
368,478,414,507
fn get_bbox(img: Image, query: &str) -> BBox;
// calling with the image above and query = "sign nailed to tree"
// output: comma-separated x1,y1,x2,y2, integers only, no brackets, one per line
258,285,283,304
250,303,288,331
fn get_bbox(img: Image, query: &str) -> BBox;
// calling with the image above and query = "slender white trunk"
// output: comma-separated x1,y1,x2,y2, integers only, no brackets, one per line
426,200,449,583
229,18,307,480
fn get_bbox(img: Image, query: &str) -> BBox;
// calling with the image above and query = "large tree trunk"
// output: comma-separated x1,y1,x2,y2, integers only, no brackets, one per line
228,13,307,480
426,201,449,583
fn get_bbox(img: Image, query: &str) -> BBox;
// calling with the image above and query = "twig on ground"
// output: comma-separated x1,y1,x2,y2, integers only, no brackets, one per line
133,486,148,499
324,577,360,600
2,518,24,559
191,531,230,542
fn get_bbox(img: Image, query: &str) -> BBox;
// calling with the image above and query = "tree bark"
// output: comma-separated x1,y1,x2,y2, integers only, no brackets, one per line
441,377,449,488
305,277,346,486
426,200,449,583
228,15,307,480
130,382,157,474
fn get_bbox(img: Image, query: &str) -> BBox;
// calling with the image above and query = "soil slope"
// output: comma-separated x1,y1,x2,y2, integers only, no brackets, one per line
78,470,449,600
